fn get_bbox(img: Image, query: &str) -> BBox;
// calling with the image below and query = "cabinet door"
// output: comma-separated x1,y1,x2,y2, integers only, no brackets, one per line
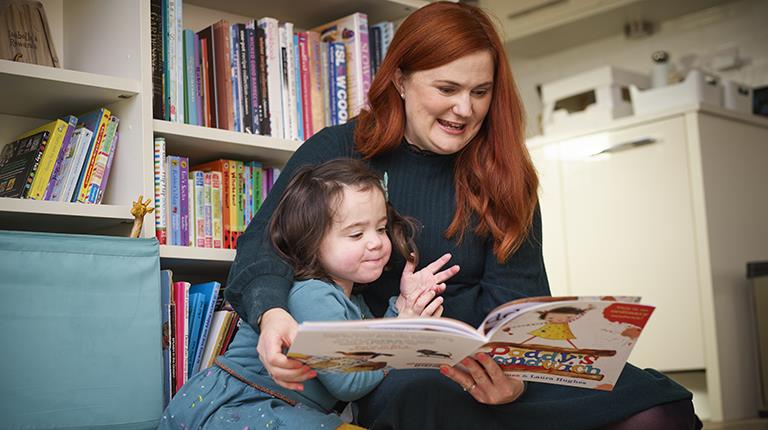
529,143,569,297
558,116,704,371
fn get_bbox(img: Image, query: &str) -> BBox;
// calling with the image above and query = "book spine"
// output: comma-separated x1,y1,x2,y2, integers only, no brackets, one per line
19,135,49,199
175,0,184,123
213,20,234,131
238,24,253,134
210,171,223,249
192,171,206,247
307,32,325,133
28,120,68,200
160,270,173,406
293,34,304,141
255,26,270,136
258,18,283,139
84,115,120,203
192,283,221,374
297,32,311,138
283,23,298,141
168,155,181,246
151,0,165,120
187,176,195,246
319,40,331,127
245,24,260,135
95,131,119,204
331,42,348,124
59,128,92,202
172,281,189,391
194,33,203,126
166,0,177,122
183,29,197,126
230,160,243,248
327,43,337,125
74,109,111,203
230,24,242,133
203,172,213,248
179,157,190,246
49,127,81,201
357,13,371,114
154,137,167,244
250,162,263,211
43,115,77,200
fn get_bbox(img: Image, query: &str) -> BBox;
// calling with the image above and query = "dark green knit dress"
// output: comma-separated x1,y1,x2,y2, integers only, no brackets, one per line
225,121,693,430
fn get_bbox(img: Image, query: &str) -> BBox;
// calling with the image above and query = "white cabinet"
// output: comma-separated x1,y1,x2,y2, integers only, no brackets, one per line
529,105,768,422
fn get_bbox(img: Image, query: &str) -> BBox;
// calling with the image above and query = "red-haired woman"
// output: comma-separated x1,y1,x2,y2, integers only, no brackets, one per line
226,2,699,428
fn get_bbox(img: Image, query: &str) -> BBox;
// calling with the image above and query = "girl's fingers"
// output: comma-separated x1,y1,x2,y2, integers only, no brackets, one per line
420,296,444,317
424,253,452,273
402,258,416,276
413,289,436,309
434,265,460,283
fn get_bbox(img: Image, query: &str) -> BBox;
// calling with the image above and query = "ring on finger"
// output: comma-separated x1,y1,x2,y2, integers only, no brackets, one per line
463,382,477,392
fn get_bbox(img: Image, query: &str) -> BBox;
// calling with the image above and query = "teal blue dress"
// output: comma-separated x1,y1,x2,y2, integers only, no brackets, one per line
158,279,397,430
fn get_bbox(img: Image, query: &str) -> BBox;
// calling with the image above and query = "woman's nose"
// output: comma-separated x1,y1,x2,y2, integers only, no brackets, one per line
452,93,472,117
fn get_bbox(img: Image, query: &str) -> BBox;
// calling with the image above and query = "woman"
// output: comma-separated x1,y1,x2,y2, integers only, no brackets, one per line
225,2,699,428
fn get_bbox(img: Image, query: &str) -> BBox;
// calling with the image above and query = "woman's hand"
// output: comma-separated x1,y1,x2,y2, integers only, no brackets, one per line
439,353,525,405
397,287,444,318
257,308,317,390
397,253,459,311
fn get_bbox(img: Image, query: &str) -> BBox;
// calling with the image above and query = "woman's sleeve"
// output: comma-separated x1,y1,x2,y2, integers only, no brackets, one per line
224,126,354,331
441,204,552,328
290,282,386,401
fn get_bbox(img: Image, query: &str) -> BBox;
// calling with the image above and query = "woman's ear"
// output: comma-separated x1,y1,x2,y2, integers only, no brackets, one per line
393,68,405,98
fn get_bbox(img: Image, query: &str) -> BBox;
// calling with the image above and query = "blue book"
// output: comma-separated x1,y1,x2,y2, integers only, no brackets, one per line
188,281,221,374
183,29,199,126
294,34,303,141
186,293,204,377
160,270,174,407
231,24,242,132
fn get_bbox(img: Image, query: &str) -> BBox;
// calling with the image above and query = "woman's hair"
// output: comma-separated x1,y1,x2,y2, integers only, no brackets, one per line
355,1,539,263
269,158,418,282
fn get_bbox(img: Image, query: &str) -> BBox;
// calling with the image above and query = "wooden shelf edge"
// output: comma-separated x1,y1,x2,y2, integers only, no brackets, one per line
159,244,236,262
0,198,133,219
153,120,301,151
0,60,141,95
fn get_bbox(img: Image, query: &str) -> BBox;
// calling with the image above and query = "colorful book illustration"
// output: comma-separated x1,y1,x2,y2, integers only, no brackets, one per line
289,296,655,391
15,119,69,200
0,131,50,198
54,127,93,202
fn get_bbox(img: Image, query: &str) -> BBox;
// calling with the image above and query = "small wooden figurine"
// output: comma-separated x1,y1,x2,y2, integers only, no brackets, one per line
130,195,154,238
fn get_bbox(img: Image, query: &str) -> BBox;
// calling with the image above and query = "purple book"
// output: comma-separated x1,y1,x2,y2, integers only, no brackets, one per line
179,156,190,246
194,33,204,126
43,115,78,200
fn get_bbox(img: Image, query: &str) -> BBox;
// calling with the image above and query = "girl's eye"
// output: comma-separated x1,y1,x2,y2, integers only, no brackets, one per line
377,226,387,233
349,232,363,239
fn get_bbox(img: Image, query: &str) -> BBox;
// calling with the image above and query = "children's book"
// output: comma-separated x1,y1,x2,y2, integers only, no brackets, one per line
187,281,221,375
288,296,655,391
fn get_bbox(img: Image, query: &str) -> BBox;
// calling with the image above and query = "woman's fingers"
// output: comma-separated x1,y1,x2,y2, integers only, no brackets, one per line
256,309,316,390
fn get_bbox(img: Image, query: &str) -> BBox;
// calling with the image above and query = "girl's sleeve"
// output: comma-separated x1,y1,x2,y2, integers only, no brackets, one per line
289,282,385,401
441,204,552,328
224,126,356,331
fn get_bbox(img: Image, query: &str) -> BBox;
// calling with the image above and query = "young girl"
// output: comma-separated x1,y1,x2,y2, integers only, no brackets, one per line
158,158,458,430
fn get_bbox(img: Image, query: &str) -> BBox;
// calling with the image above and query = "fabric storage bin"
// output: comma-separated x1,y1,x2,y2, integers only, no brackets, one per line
0,230,162,429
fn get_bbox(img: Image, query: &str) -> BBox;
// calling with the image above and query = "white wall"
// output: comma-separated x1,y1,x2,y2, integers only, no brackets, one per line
503,0,768,136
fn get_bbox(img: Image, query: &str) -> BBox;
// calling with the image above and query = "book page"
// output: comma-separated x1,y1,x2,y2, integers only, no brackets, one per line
479,299,653,390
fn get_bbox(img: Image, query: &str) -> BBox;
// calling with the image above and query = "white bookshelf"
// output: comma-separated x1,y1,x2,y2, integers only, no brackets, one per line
0,197,133,235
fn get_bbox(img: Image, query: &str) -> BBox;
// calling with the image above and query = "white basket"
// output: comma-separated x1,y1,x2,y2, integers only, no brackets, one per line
541,66,649,134
723,80,753,114
630,69,722,116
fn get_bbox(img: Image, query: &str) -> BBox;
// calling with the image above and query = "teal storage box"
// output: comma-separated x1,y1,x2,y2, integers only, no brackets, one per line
0,230,163,429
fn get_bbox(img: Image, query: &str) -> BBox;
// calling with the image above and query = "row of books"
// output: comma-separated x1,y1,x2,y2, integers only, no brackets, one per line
0,109,119,203
150,0,395,141
160,270,240,405
153,137,279,249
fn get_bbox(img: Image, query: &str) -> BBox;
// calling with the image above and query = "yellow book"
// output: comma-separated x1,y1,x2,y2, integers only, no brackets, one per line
15,119,69,200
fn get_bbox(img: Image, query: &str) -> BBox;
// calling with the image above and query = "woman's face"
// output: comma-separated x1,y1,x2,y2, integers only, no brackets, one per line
396,50,494,155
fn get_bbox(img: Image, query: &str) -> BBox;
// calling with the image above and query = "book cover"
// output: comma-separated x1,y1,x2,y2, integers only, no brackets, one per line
191,171,205,247
0,131,49,198
288,296,655,391
331,41,348,125
72,108,111,203
83,115,119,203
188,281,221,375
200,310,233,370
312,13,370,118
186,292,204,377
54,127,92,202
15,119,69,200
210,170,223,249
94,131,119,204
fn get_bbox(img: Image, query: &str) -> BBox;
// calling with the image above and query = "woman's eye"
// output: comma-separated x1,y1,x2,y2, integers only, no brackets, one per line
438,87,455,94
472,88,489,97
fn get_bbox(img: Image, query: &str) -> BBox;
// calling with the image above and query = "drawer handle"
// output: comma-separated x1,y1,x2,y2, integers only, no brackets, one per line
592,137,658,156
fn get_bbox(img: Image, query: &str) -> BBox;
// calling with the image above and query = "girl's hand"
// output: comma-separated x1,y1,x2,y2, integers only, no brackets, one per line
257,308,317,390
398,253,459,311
439,353,525,405
397,287,444,318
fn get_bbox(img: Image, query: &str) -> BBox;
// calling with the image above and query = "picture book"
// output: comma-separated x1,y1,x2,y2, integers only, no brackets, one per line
187,281,221,375
288,296,655,391
0,131,49,198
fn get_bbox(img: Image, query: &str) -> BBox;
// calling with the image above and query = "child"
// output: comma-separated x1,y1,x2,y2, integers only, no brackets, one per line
159,158,458,430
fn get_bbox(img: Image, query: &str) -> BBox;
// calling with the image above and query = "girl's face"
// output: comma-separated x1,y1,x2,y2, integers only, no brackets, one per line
545,312,578,323
318,185,391,295
395,50,494,155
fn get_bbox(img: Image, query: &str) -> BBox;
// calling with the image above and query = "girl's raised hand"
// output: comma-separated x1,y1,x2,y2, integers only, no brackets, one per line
398,253,459,310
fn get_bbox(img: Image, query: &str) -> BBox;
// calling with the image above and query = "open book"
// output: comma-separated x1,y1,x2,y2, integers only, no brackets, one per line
288,296,654,391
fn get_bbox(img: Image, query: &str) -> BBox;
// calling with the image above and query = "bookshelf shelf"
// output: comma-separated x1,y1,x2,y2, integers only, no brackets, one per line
0,198,133,235
0,60,141,119
184,0,427,28
160,244,236,262
153,120,301,165
159,245,236,283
